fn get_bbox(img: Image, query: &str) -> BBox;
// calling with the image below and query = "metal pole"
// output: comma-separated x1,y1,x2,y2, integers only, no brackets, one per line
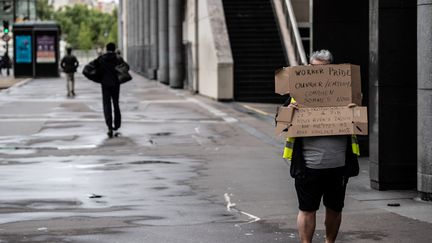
5,40,9,76
284,0,307,65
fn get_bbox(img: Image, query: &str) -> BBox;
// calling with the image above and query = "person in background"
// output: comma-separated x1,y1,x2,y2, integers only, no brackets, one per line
283,50,360,243
92,42,129,138
60,47,79,97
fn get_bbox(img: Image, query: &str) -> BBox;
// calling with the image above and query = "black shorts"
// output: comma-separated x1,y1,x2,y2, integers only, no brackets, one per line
294,167,348,212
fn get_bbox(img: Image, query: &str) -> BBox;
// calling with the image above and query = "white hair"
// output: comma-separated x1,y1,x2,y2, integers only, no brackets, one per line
310,49,333,64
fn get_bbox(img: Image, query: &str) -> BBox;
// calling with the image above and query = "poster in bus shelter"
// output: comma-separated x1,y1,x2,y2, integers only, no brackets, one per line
36,35,56,63
15,35,32,63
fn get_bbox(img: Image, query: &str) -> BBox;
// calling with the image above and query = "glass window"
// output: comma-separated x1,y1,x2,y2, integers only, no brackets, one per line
15,0,36,22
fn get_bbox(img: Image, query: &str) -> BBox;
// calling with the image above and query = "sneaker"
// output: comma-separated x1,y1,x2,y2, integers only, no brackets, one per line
107,130,113,138
71,91,76,96
114,132,121,137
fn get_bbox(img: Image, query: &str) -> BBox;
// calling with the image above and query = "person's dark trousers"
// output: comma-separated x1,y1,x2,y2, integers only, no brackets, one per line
101,84,121,131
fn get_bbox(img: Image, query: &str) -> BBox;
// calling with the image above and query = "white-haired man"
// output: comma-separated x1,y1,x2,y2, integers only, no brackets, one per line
283,50,360,243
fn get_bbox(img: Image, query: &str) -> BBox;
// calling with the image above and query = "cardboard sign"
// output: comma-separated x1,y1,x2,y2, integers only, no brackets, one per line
275,106,368,137
275,68,290,95
275,64,362,107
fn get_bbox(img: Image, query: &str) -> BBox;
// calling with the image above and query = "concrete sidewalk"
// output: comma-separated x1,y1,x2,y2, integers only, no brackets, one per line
236,101,432,222
0,75,24,90
232,100,432,236
0,72,431,242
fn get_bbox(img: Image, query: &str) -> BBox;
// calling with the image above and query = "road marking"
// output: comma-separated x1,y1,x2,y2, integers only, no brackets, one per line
224,192,260,225
0,78,33,93
242,104,271,116
187,98,238,123
224,192,237,210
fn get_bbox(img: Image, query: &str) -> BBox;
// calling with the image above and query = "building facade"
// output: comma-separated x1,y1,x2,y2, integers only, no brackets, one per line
119,0,432,200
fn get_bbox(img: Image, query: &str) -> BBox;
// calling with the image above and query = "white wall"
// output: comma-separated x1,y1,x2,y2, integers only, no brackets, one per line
184,0,233,100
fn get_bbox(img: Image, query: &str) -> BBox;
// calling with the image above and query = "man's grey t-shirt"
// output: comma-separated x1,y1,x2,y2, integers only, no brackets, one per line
302,136,347,169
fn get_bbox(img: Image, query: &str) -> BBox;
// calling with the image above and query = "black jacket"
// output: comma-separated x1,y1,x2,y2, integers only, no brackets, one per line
289,137,359,179
60,55,79,73
95,52,129,87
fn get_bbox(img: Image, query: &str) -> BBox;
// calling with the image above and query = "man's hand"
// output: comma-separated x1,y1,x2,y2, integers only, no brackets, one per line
288,101,299,110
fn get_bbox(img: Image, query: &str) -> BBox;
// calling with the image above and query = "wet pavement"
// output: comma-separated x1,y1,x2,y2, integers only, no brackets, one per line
0,73,297,242
1,73,432,242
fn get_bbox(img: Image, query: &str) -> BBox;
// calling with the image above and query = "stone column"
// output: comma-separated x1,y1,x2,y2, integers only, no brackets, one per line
134,0,139,70
118,0,123,56
144,0,151,78
126,0,131,63
158,0,169,84
136,0,141,73
139,0,146,74
369,0,417,190
169,0,184,88
131,0,137,70
418,0,432,200
150,0,159,79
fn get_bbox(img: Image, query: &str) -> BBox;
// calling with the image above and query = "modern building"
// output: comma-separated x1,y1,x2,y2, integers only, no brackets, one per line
1,0,37,56
0,0,37,22
119,0,432,201
49,0,115,13
95,0,115,14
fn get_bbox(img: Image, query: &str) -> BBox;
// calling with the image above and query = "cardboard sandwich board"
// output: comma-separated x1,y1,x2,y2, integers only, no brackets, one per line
275,68,290,95
275,106,368,137
275,64,362,107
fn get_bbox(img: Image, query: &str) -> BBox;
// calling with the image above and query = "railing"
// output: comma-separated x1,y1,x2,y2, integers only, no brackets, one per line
272,0,308,66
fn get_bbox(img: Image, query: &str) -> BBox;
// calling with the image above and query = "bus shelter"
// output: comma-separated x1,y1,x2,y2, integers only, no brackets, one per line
13,21,60,77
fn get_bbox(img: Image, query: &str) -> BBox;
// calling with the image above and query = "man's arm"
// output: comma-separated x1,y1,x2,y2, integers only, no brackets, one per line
73,56,79,68
60,57,65,68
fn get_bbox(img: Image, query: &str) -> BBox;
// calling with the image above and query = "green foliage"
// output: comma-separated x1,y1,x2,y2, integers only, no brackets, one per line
78,22,92,50
36,0,55,20
36,2,118,49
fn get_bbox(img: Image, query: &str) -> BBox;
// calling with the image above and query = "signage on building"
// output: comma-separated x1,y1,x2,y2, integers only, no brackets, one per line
15,35,32,63
36,35,56,63
2,34,10,42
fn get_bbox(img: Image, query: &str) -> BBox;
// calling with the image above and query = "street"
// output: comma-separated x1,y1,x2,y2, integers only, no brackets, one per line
1,73,432,242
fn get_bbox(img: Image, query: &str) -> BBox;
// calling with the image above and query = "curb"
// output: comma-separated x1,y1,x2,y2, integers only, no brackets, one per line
1,78,32,93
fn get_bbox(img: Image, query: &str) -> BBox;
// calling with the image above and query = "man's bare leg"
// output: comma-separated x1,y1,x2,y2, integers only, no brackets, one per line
324,207,342,243
297,210,316,243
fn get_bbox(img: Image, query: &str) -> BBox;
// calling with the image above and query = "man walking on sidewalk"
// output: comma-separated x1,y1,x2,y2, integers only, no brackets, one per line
60,47,79,97
91,42,129,138
282,50,360,243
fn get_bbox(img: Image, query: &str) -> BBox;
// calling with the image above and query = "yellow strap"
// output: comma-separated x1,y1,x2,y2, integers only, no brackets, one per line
283,147,292,159
351,135,360,156
283,137,295,159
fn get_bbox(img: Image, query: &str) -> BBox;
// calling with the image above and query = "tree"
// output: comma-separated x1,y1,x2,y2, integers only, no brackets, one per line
36,0,55,20
77,22,92,50
107,8,118,44
36,2,119,49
